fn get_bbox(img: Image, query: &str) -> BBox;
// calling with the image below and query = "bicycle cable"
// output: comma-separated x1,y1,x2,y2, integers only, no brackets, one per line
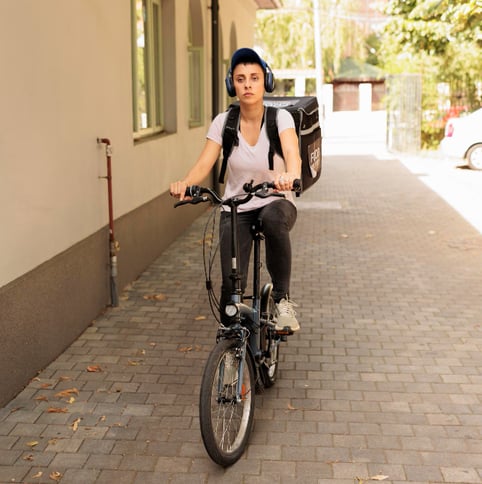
202,204,222,323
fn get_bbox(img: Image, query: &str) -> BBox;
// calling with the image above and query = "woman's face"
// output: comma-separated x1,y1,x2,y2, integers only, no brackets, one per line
232,63,265,102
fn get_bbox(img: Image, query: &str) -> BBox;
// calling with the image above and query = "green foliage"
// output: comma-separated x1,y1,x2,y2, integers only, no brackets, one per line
255,0,315,70
382,0,482,150
255,0,375,82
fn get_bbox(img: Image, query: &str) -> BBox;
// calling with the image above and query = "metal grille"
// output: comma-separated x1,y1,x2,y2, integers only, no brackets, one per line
386,74,422,152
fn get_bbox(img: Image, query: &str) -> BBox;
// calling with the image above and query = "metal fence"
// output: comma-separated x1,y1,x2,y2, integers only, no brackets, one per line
386,74,422,152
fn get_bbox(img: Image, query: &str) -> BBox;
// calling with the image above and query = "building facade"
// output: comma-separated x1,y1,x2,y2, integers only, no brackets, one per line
0,0,279,406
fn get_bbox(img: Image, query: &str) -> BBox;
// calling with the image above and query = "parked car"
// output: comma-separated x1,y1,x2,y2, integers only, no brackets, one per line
440,108,482,170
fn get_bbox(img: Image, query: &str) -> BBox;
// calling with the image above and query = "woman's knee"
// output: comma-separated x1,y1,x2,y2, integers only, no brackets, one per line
260,200,297,233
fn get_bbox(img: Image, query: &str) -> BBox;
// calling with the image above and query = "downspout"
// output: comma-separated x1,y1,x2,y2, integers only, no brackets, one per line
97,137,120,307
211,0,220,191
211,0,219,120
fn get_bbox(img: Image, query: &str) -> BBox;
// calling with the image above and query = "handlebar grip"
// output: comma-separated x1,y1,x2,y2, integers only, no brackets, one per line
292,179,302,193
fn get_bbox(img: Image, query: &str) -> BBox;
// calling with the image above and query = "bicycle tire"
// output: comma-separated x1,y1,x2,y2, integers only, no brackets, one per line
259,294,280,388
199,338,255,466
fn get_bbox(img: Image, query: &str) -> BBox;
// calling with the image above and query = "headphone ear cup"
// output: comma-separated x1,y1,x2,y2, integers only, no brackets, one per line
225,69,236,97
264,65,275,93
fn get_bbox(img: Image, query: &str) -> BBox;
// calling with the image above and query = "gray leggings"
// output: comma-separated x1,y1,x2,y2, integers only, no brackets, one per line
219,199,297,312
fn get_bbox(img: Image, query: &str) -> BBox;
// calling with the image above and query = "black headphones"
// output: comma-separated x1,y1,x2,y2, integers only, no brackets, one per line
225,61,275,97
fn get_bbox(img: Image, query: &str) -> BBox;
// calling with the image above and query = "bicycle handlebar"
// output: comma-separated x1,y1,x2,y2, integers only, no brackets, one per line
174,179,301,208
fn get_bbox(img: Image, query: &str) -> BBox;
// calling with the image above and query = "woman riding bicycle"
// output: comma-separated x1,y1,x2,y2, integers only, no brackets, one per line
170,47,301,332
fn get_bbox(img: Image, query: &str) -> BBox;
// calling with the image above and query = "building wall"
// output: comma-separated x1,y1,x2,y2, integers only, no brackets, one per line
0,0,259,406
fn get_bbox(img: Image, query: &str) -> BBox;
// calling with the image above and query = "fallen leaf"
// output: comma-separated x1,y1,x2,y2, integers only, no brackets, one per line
71,417,81,431
35,395,49,402
128,359,142,366
32,471,43,478
23,454,34,461
86,365,102,372
47,407,68,413
49,471,63,481
58,376,72,382
194,315,207,321
370,476,389,481
179,346,193,353
340,233,349,238
40,383,52,388
54,388,79,398
143,293,166,301
26,441,39,448
287,403,297,410
67,397,76,404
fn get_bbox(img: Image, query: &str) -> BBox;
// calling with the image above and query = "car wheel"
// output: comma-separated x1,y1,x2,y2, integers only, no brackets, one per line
467,144,482,170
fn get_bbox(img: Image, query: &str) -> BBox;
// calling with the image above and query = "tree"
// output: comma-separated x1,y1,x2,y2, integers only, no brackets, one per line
255,0,315,71
381,0,482,147
383,0,481,56
255,0,372,83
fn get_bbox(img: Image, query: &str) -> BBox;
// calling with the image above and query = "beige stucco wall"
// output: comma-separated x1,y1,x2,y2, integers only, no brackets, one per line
0,0,262,406
0,0,259,289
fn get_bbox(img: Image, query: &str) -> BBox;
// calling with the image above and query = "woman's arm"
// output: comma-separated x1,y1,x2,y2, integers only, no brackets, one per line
277,127,302,191
170,139,221,200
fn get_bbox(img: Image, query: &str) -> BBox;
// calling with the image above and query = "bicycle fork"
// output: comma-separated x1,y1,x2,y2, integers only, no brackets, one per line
216,328,250,404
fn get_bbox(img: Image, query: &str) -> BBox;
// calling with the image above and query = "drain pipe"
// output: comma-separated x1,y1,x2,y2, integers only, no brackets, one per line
211,0,220,120
97,137,119,307
210,0,220,192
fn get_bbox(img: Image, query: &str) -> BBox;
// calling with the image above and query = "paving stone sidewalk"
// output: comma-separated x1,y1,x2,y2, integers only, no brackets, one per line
1,147,482,483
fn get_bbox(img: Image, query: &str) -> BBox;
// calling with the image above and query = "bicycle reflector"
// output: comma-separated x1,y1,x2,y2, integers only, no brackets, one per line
225,303,238,317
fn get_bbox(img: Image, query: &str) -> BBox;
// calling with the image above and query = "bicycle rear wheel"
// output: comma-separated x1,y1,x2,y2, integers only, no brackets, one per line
199,338,255,466
259,294,280,388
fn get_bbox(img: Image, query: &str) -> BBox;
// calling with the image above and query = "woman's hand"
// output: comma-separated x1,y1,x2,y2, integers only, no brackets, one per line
275,172,298,191
170,180,189,201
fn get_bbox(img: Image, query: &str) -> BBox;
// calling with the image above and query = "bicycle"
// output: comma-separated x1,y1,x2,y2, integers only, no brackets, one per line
174,179,300,466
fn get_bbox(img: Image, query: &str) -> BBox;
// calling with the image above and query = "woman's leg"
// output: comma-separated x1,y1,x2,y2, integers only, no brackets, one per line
258,200,297,302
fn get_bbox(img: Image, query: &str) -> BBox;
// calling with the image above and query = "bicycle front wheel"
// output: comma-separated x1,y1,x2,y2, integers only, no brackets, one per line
199,338,255,467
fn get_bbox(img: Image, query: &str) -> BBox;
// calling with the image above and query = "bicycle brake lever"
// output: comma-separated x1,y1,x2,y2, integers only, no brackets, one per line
190,196,208,204
256,191,285,199
174,196,208,208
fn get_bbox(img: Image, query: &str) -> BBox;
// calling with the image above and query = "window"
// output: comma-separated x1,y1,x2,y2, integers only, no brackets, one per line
188,45,203,127
132,0,163,138
188,0,204,127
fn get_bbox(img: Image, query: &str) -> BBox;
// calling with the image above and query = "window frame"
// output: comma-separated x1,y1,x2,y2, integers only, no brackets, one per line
131,0,164,140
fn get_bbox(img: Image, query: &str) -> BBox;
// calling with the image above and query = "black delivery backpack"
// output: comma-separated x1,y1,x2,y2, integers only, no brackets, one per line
263,96,322,193
219,96,322,195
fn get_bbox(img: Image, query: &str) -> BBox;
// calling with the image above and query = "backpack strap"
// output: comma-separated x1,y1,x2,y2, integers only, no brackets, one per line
219,104,240,184
265,106,283,170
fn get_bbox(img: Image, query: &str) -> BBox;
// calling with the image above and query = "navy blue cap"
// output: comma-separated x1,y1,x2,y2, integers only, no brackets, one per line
229,48,267,72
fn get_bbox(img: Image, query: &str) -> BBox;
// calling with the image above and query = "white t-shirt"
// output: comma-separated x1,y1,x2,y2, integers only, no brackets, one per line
207,107,296,212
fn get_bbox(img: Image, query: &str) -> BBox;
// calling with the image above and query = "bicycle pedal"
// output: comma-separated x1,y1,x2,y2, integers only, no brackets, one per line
275,326,294,337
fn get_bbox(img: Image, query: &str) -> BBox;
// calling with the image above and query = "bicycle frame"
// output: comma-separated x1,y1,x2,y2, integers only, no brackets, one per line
175,180,300,466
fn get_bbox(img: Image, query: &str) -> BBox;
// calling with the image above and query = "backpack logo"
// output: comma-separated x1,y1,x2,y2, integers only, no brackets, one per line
308,139,322,178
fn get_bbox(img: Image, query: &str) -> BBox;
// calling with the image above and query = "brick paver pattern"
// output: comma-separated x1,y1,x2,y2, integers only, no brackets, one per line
1,152,482,483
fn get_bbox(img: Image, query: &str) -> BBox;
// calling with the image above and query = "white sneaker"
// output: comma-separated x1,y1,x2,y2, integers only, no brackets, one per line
274,298,300,332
